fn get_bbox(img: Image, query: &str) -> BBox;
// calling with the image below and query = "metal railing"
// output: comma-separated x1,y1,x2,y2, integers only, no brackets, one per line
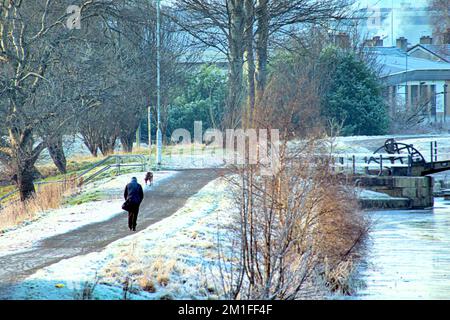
77,154,146,184
329,140,450,176
329,153,412,176
0,154,147,206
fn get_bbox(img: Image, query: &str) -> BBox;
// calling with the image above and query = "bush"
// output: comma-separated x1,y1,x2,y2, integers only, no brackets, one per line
268,46,389,137
320,48,390,136
167,65,226,137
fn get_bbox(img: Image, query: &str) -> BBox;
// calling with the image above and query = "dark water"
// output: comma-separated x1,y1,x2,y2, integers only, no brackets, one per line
352,198,450,299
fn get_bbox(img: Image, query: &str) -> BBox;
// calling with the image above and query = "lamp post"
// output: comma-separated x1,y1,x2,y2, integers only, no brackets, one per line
148,105,152,160
444,84,448,123
156,0,162,165
391,0,394,46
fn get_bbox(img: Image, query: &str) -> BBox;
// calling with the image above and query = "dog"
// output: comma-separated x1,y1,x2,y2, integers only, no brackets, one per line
144,172,154,186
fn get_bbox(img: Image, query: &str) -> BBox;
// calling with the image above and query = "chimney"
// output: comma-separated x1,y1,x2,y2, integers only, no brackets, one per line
396,37,408,51
443,28,450,44
363,39,374,47
420,36,433,45
335,32,350,49
373,36,383,47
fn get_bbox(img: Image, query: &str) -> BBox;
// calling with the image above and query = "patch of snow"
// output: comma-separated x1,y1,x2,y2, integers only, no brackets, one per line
329,141,373,154
324,134,450,172
357,189,396,200
38,135,140,165
334,134,450,152
6,178,236,300
83,170,177,196
334,133,450,143
395,137,450,161
162,146,227,170
0,171,178,258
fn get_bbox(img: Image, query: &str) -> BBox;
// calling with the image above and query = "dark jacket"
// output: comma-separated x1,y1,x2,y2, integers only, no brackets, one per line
124,180,144,205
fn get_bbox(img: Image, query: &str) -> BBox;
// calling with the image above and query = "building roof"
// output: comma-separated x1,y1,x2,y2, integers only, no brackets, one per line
408,44,450,63
366,46,450,85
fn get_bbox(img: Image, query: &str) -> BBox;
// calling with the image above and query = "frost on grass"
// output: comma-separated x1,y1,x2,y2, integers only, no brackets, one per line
6,178,236,300
332,134,450,159
0,171,178,258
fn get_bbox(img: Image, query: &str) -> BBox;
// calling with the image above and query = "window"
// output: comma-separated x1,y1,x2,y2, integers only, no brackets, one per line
431,85,437,116
411,85,419,107
405,85,409,109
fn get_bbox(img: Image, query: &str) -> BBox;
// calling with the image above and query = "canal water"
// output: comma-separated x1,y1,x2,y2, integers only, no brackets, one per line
353,197,450,300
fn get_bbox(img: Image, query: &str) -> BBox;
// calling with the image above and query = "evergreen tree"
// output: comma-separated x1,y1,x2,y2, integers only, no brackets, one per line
167,65,227,136
321,49,389,136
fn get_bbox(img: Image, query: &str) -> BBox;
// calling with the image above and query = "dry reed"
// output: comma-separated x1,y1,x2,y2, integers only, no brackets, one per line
0,178,79,231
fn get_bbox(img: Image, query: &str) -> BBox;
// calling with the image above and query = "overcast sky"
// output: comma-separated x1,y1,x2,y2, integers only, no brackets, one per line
357,0,433,45
357,0,428,8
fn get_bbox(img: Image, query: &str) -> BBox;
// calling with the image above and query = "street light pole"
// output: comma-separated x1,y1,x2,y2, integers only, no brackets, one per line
156,0,162,165
148,105,152,160
391,0,394,46
444,84,448,123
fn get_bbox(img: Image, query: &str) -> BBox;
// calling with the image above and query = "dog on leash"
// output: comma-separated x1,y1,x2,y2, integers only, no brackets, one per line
144,172,154,186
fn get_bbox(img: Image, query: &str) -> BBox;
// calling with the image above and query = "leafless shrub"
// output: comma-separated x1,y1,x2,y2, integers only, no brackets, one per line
218,60,368,300
389,96,433,133
122,277,132,300
323,258,355,296
222,144,367,300
138,275,157,293
73,275,100,300
428,0,450,43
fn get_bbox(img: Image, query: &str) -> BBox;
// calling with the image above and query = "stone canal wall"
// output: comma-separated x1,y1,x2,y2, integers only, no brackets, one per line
355,176,434,209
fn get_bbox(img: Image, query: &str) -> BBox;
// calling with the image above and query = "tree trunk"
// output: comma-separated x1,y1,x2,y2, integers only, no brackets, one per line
17,165,36,202
86,143,99,157
120,133,134,153
8,125,44,201
226,0,246,129
47,135,67,174
82,137,99,157
99,135,117,156
255,0,269,107
244,0,256,126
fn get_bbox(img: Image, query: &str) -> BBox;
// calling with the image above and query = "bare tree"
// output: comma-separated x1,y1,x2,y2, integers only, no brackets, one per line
173,0,246,128
75,0,194,155
0,0,115,200
428,0,450,43
173,0,356,127
220,53,367,299
389,95,436,133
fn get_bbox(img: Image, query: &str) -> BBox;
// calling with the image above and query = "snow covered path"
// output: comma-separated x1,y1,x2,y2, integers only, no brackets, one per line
0,169,221,298
0,171,177,258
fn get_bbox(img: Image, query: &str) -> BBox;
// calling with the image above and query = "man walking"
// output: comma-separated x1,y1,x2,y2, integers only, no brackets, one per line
123,177,144,231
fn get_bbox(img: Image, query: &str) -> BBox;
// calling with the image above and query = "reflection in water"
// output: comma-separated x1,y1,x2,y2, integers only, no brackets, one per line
353,198,450,300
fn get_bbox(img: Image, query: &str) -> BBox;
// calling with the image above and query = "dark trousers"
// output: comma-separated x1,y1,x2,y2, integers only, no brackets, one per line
127,204,140,230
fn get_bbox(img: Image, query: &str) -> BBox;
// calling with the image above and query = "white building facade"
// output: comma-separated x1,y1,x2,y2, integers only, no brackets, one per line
368,46,450,123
